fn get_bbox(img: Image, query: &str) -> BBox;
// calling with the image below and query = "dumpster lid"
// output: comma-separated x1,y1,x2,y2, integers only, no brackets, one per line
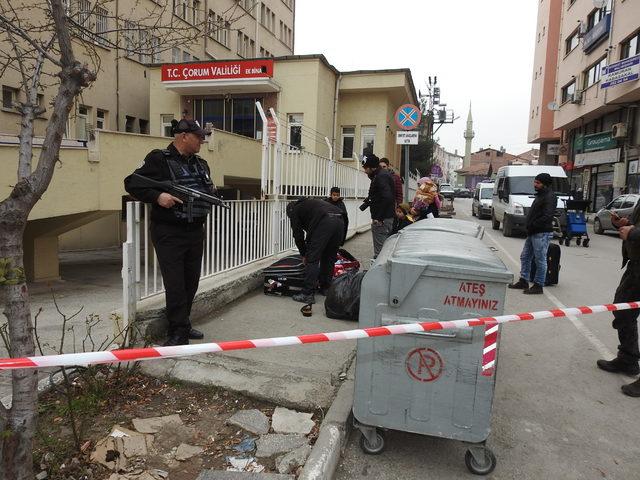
387,230,512,306
402,218,484,238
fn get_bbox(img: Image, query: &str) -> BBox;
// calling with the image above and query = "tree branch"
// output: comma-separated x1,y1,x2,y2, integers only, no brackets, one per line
0,12,62,68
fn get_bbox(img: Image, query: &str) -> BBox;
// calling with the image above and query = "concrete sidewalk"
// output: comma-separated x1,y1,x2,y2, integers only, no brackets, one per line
142,231,373,410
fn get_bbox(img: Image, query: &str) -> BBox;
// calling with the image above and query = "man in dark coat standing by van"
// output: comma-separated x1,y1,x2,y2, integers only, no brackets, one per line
596,200,640,396
508,173,556,294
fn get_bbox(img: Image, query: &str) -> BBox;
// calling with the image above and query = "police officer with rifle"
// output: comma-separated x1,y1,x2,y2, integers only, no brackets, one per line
124,119,227,346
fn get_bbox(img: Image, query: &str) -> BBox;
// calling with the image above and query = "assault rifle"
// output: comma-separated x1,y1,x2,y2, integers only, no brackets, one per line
131,174,230,211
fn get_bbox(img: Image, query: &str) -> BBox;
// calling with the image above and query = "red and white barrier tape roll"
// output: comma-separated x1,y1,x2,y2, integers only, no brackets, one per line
0,302,638,370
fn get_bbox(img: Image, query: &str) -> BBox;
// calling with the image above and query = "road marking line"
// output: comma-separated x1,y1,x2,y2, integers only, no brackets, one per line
483,229,614,359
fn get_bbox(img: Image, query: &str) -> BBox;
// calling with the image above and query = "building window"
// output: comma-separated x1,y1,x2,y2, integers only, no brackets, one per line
138,29,150,63
287,113,303,149
584,57,607,88
192,0,200,24
139,119,149,135
124,21,136,58
341,126,355,159
586,3,609,31
125,115,135,133
182,50,191,62
561,81,576,103
2,85,17,109
361,125,376,156
621,31,640,60
161,114,175,137
172,47,181,63
96,109,107,129
95,6,109,47
565,30,579,55
237,31,243,56
151,36,161,63
76,0,91,39
76,105,90,140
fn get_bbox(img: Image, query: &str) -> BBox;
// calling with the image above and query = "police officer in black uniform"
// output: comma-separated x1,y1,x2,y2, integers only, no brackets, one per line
124,119,214,346
287,197,345,305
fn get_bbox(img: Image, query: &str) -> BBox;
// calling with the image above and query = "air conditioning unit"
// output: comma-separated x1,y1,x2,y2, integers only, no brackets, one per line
570,90,583,104
612,122,628,139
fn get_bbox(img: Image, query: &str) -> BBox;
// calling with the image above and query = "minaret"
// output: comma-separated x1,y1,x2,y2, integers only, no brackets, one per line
463,103,474,169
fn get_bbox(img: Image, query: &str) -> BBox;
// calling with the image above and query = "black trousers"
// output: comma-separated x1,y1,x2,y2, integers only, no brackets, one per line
303,216,344,295
612,260,640,363
150,221,204,338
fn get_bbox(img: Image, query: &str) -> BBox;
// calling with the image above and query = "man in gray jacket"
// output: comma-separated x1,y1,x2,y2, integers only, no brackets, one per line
597,201,640,396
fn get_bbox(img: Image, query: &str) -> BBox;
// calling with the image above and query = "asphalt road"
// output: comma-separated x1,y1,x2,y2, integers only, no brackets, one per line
336,198,639,480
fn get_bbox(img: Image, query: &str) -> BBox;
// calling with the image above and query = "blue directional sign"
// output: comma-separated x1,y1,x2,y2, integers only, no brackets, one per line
395,104,421,131
601,54,640,89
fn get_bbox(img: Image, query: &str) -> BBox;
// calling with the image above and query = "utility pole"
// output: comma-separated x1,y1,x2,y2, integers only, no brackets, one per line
419,76,456,180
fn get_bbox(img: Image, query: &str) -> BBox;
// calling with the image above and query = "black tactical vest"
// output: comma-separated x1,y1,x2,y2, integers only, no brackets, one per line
163,150,214,222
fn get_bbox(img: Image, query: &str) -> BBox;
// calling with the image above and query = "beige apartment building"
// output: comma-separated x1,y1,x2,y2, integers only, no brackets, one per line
530,0,640,211
0,0,295,138
1,54,417,281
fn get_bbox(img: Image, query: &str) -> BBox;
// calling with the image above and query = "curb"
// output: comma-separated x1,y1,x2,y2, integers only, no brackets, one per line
299,362,355,480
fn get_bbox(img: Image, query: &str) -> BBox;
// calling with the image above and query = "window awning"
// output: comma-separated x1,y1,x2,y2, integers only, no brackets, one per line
162,78,281,95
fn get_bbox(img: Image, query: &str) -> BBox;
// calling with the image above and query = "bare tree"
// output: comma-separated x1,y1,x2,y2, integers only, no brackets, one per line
0,1,247,477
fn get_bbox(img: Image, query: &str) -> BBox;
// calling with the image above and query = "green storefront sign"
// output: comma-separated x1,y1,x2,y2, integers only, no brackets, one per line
573,131,617,153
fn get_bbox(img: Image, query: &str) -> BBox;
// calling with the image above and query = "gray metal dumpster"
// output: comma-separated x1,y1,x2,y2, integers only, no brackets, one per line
403,218,484,239
353,229,512,475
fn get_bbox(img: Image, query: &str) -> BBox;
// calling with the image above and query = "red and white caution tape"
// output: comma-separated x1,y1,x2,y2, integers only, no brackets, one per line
481,323,499,377
0,302,638,370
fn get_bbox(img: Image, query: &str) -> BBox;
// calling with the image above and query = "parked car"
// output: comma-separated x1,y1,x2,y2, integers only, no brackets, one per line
472,182,494,219
593,194,640,234
439,183,455,200
455,188,472,198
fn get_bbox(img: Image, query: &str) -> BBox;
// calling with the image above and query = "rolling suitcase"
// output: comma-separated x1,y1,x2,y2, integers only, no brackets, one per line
530,242,560,286
263,248,360,296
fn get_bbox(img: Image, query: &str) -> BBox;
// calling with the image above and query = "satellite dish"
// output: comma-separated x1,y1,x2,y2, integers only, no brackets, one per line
593,0,607,8
547,101,560,112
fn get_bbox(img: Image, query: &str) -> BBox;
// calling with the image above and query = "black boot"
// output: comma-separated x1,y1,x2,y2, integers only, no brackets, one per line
188,328,204,340
621,378,640,397
508,278,529,290
523,283,543,295
163,335,189,347
597,357,640,375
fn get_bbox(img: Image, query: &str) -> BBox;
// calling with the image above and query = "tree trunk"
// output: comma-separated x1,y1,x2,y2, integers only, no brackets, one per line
0,203,37,480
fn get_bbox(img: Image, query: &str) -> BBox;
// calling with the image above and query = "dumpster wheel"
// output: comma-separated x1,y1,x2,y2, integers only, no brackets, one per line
359,429,385,455
465,446,496,475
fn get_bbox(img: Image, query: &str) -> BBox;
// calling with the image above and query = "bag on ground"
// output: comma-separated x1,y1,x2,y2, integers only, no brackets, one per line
324,269,366,321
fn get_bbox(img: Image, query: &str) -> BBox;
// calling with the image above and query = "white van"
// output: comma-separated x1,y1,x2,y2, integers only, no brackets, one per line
472,181,494,219
491,165,570,237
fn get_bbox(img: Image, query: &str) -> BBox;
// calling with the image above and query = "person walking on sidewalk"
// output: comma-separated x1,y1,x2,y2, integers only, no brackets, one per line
323,187,349,245
360,154,395,258
287,197,345,305
508,173,556,295
124,119,211,346
379,158,403,205
597,201,640,396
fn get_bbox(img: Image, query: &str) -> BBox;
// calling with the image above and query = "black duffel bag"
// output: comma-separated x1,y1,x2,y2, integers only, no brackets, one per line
324,270,366,321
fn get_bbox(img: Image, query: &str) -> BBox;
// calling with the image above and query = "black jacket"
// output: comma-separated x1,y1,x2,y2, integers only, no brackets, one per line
288,198,343,256
416,202,439,221
323,197,349,244
124,143,213,225
526,186,557,235
622,202,640,266
367,169,396,221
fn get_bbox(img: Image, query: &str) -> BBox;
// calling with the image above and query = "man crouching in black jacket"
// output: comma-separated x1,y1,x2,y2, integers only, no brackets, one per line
287,198,345,304
508,173,557,294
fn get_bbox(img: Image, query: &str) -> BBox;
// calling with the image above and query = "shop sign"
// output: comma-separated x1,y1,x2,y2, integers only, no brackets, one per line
547,144,560,155
583,13,611,53
574,131,616,153
601,54,640,89
630,160,639,175
574,148,620,168
161,59,274,82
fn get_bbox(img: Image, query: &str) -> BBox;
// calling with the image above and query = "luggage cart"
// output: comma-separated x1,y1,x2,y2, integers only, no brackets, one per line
556,199,590,247
353,229,512,475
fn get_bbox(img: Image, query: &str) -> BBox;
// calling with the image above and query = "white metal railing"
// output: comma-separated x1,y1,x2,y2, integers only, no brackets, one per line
408,170,419,202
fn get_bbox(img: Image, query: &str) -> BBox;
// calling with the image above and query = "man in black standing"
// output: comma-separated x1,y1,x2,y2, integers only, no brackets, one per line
124,119,213,346
597,201,640,396
508,173,556,295
287,197,345,304
323,187,349,245
361,154,395,258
